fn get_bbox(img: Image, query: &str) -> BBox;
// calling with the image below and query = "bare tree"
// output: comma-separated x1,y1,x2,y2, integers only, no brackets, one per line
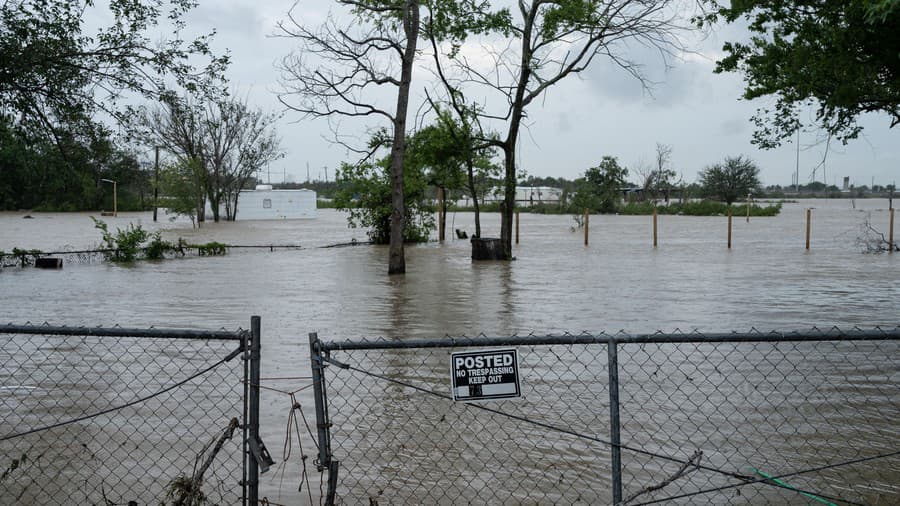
137,95,209,220
638,142,677,202
431,0,698,259
276,1,421,275
203,97,282,221
137,94,281,221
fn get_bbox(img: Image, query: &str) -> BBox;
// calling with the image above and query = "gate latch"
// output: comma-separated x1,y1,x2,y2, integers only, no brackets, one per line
249,435,275,474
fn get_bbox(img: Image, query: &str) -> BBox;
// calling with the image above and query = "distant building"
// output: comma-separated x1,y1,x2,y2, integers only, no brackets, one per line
207,185,317,220
482,186,565,207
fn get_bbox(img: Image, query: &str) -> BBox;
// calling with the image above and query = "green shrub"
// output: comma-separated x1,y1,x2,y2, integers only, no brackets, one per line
92,217,149,262
144,232,189,260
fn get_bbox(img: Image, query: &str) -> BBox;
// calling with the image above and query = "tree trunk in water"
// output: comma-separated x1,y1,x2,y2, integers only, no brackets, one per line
496,17,531,261
387,0,420,275
230,193,240,221
500,144,515,260
466,160,481,238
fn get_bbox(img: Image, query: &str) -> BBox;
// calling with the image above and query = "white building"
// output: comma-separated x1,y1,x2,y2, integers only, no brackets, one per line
482,186,565,207
212,185,317,220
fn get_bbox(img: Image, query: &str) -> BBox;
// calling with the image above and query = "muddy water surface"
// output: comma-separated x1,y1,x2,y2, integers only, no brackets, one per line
1,200,898,504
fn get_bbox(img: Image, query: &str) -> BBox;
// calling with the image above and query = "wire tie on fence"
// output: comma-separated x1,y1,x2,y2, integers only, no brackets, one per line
328,357,350,369
750,468,836,506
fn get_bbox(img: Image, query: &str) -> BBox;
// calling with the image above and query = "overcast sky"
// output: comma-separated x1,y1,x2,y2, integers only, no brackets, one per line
178,1,899,188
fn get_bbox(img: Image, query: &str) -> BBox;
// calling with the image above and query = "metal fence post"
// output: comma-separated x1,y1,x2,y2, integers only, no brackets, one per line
607,336,623,504
248,316,261,506
309,332,338,505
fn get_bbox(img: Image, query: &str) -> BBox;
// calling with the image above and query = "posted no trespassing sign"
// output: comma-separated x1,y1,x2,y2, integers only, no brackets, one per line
451,349,521,402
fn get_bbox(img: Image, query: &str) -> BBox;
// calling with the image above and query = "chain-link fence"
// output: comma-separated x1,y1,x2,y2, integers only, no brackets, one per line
0,320,261,505
309,328,900,505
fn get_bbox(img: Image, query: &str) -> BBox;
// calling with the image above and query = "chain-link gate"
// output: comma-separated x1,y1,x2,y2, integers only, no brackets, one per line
309,328,900,505
0,317,267,505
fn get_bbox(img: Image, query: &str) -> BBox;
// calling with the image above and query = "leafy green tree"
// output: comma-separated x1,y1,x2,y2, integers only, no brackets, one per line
0,1,225,211
278,0,506,273
333,158,434,244
699,155,762,206
710,1,900,147
573,156,628,213
431,0,695,259
407,122,467,240
407,110,500,238
0,114,148,211
159,158,206,227
0,0,228,144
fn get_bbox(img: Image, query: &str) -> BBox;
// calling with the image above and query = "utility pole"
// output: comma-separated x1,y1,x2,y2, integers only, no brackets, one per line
794,129,800,193
153,146,159,222
324,166,329,183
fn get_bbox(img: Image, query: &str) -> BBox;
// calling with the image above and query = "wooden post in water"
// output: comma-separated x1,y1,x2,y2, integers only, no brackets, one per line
746,193,751,223
438,187,445,242
516,211,520,245
806,208,811,250
652,208,658,248
584,208,589,246
727,208,732,249
890,208,895,254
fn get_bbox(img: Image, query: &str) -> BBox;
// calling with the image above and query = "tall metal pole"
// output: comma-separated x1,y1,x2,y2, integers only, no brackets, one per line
248,316,261,505
153,146,159,222
607,337,623,504
113,181,117,217
309,332,338,505
795,129,800,193
309,333,331,470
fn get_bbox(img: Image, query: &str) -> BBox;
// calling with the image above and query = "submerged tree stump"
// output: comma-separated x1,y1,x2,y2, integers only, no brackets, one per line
471,237,505,260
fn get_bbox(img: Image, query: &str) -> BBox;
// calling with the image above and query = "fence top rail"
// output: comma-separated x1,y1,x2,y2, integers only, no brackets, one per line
0,323,248,341
317,328,900,351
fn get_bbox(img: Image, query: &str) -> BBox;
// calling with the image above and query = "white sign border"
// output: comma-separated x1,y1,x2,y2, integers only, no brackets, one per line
450,348,521,403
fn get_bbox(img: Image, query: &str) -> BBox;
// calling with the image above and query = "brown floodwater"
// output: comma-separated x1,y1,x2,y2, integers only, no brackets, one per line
1,200,898,504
